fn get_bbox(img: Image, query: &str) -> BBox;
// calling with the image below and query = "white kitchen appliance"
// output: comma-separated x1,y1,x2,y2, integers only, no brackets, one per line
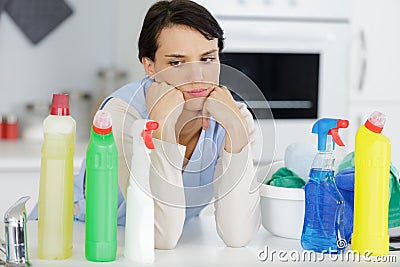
197,0,351,162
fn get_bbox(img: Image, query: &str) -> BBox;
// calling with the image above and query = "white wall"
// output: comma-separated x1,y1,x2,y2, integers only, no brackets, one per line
115,0,156,82
0,0,154,121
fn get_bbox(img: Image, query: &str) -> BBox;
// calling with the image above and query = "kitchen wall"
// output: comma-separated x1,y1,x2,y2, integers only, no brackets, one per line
0,0,154,131
2,0,400,163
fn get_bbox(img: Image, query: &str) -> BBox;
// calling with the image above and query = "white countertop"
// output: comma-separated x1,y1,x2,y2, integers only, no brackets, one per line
2,141,399,266
0,140,87,172
18,215,400,267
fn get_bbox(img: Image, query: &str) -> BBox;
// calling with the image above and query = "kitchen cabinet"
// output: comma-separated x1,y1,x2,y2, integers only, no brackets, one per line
348,0,400,165
0,171,40,219
350,0,400,103
0,141,86,219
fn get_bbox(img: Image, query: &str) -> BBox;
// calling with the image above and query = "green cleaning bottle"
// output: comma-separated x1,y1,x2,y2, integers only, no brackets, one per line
85,110,118,262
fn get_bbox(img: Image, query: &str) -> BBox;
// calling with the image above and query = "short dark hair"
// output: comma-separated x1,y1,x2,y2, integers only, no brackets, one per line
138,0,225,62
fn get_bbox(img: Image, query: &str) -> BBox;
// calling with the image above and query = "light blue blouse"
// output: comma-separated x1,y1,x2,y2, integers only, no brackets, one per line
73,77,226,225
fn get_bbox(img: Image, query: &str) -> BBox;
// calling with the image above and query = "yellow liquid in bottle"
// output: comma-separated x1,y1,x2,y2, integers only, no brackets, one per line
38,129,75,259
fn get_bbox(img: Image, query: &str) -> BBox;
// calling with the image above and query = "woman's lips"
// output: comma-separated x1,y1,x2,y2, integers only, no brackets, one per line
187,88,208,97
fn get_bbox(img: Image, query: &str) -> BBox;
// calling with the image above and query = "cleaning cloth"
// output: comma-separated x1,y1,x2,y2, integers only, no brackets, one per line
388,165,400,228
335,152,400,241
335,168,355,243
265,167,306,188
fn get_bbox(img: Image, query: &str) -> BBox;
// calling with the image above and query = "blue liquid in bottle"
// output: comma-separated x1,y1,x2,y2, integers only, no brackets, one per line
301,168,346,253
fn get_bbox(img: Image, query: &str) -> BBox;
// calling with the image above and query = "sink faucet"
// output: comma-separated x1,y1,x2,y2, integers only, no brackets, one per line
0,196,31,266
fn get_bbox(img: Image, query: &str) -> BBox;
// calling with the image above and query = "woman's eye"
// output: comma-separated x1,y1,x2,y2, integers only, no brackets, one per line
169,61,183,67
202,57,215,63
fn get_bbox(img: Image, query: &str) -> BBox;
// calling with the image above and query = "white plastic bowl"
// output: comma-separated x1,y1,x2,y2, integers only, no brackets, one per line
256,161,305,239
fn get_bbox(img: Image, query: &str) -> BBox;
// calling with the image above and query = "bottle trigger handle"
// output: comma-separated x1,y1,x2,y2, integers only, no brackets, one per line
328,119,348,147
328,128,345,147
141,121,159,149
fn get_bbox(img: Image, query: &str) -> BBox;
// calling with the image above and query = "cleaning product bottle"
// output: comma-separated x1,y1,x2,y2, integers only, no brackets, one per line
38,94,75,259
301,118,349,253
85,110,118,262
352,111,390,256
124,119,159,263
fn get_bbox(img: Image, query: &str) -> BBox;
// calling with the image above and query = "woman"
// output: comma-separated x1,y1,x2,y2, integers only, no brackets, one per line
74,0,261,249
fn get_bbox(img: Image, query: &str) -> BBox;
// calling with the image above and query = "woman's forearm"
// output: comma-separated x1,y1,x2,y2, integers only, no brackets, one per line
223,116,249,153
149,139,187,249
213,144,261,247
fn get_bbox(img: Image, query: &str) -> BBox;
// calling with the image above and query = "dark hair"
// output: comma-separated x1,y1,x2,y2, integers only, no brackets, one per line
138,0,224,62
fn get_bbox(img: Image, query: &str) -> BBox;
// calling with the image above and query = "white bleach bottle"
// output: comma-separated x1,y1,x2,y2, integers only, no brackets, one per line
124,119,159,263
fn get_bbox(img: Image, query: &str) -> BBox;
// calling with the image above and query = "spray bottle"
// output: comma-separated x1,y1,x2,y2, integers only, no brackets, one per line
38,94,75,259
352,111,390,256
85,110,118,262
124,119,159,263
301,118,349,253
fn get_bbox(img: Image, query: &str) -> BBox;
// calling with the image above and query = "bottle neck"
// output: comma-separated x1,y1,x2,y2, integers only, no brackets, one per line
90,127,113,140
311,151,335,171
325,135,334,153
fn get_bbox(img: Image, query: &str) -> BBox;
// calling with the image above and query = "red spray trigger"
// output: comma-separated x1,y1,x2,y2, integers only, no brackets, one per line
141,121,159,149
327,119,349,147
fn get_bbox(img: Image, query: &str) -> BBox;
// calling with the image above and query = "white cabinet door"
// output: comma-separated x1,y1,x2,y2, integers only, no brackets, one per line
0,172,40,219
350,0,400,103
347,105,400,165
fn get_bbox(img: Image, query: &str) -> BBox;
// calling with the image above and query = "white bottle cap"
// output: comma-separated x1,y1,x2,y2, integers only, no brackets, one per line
365,111,386,133
93,110,112,134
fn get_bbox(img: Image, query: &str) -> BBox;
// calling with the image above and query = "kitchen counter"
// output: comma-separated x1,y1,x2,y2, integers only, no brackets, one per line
0,139,88,217
18,215,400,267
0,140,87,172
1,141,399,266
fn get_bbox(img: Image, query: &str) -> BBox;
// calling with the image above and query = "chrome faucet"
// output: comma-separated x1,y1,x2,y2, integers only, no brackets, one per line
1,196,31,266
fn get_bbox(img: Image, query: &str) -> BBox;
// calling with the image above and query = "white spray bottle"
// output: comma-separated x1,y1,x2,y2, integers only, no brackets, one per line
124,119,159,263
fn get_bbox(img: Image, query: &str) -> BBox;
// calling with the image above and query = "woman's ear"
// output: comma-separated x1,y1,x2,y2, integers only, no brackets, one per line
142,57,156,77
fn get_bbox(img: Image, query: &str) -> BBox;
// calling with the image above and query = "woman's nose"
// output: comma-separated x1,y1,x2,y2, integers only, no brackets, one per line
186,62,203,82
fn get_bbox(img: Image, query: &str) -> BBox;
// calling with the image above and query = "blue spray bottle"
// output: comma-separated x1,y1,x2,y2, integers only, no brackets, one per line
300,118,349,253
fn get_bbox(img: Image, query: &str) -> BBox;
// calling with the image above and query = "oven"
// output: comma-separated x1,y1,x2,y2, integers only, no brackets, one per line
197,0,351,162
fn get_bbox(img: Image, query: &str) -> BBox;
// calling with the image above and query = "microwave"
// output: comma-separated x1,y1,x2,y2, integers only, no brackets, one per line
197,0,351,162
220,52,320,119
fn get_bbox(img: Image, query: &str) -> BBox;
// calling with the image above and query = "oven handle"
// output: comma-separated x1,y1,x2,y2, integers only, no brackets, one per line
358,29,367,92
226,29,333,43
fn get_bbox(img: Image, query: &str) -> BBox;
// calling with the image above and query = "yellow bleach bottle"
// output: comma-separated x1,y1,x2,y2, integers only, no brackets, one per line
352,111,390,256
38,94,75,259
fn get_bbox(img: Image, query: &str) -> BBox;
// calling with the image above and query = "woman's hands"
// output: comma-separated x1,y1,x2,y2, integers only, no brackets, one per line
202,86,249,153
146,82,249,152
146,81,185,143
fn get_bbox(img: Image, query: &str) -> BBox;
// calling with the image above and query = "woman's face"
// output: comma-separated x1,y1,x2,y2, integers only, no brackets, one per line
143,25,220,111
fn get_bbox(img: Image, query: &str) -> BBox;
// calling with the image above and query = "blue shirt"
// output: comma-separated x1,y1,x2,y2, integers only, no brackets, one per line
73,77,226,225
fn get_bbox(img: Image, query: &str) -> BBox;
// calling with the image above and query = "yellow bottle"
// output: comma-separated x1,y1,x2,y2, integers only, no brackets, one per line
38,94,75,259
352,111,390,256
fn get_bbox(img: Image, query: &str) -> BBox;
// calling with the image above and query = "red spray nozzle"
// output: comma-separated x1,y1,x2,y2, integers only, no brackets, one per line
146,121,159,131
141,121,159,149
337,119,349,129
